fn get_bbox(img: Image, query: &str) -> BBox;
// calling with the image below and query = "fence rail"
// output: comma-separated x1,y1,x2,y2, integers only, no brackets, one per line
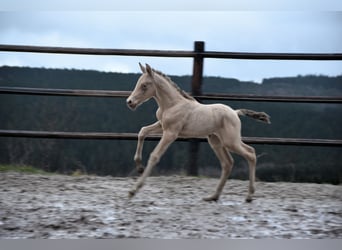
1,44,342,60
1,130,341,147
1,86,341,103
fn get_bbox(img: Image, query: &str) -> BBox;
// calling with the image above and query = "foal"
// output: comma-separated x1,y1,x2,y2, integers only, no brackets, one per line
127,63,270,202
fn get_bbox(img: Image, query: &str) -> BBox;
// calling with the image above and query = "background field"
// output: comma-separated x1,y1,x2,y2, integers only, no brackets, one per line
1,66,341,183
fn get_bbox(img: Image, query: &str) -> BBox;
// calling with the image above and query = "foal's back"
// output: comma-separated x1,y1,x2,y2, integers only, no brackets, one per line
178,102,241,138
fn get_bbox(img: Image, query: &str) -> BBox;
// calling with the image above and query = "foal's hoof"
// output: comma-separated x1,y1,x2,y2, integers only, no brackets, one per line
128,190,136,198
203,195,219,202
136,166,145,174
245,196,253,203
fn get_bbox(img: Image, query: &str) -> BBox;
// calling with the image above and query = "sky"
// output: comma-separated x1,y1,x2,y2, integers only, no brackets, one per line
0,1,342,83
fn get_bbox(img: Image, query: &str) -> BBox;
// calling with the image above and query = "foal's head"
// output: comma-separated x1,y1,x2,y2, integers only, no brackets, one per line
127,63,156,110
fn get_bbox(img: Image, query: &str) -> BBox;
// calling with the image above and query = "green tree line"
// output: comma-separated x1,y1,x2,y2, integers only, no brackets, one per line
0,66,341,183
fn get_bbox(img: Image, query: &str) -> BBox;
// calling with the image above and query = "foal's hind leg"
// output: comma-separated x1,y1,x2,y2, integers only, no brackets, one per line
203,134,234,202
230,142,257,202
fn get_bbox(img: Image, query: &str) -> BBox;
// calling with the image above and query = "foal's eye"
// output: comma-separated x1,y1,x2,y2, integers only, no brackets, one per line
141,84,147,91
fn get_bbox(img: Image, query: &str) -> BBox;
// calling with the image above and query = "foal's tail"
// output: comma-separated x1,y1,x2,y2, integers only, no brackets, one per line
236,109,271,124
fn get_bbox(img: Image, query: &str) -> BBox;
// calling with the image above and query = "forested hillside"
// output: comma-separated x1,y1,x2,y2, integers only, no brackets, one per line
0,66,341,183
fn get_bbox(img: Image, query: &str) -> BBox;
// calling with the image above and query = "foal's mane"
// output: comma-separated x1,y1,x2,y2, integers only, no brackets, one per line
152,68,195,101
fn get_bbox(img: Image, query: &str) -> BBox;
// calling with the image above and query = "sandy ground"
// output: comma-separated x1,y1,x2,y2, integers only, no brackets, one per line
0,172,341,239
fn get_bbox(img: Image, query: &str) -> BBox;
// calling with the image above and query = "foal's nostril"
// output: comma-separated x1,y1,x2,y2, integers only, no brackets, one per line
127,98,136,110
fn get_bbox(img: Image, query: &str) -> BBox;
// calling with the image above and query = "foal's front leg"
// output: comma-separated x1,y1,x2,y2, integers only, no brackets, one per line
129,130,178,198
134,121,162,174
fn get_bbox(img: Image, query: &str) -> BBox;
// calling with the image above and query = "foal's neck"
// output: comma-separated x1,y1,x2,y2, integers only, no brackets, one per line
153,74,187,110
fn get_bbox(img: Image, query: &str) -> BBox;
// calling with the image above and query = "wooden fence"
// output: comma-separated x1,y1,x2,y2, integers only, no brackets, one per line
1,42,342,174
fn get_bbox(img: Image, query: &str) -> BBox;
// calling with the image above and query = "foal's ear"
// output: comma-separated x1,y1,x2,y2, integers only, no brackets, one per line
145,64,154,77
139,62,146,73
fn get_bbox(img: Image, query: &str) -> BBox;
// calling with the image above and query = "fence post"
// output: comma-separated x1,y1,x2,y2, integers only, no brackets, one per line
188,41,205,176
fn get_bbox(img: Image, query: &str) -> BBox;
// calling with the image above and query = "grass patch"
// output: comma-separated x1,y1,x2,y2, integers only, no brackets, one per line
0,164,49,174
71,169,85,177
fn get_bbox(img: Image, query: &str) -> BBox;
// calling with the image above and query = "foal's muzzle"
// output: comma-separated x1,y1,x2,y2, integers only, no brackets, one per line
126,98,137,110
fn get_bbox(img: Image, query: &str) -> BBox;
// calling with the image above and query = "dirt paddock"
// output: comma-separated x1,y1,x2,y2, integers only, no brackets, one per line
0,172,341,239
